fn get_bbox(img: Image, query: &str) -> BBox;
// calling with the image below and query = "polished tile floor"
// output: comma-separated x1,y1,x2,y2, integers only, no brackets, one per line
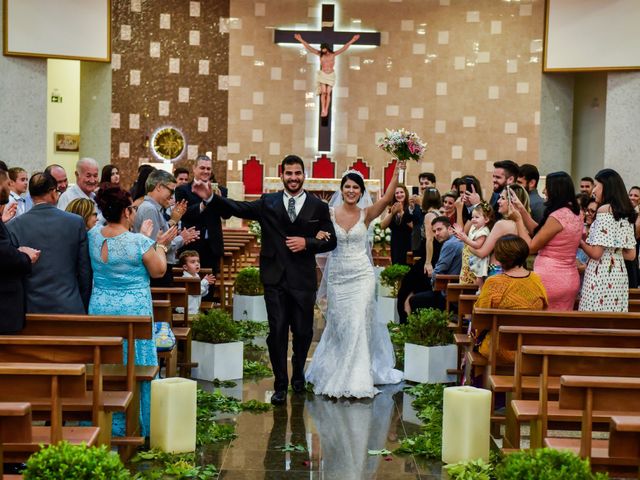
197,319,446,479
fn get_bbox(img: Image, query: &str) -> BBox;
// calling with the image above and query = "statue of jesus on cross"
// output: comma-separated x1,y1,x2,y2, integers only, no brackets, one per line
294,33,360,118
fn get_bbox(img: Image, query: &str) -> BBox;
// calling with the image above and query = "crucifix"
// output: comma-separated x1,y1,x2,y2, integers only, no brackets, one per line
274,4,380,152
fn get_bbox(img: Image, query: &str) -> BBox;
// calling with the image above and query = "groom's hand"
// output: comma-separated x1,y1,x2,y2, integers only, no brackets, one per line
285,236,306,253
192,179,212,200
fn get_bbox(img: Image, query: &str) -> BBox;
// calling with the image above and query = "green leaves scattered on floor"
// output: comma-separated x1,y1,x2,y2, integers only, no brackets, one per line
276,443,307,453
211,378,238,388
445,458,494,480
235,320,269,341
131,450,218,479
394,383,445,458
240,399,273,412
367,449,392,456
243,359,273,378
196,422,237,447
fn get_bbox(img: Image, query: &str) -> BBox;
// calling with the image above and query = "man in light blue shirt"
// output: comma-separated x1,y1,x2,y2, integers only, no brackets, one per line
409,216,463,312
133,170,199,286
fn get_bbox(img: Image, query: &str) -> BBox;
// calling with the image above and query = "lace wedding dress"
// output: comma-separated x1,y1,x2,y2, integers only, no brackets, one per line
306,208,403,398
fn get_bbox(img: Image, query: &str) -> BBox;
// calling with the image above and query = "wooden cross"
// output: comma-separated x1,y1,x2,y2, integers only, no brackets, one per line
274,4,380,152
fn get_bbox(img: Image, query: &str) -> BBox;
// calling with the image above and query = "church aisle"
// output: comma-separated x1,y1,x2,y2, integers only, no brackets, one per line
200,335,444,478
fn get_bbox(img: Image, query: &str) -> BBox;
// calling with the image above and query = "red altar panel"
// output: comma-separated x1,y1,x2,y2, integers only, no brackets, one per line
242,156,264,194
383,159,397,191
312,154,336,179
349,158,370,179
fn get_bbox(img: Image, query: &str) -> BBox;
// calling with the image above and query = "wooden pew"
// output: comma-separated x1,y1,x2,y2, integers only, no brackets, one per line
0,363,100,462
512,345,640,449
21,314,157,455
433,274,459,292
0,402,31,475
0,335,130,446
630,288,640,301
545,375,640,473
471,308,640,385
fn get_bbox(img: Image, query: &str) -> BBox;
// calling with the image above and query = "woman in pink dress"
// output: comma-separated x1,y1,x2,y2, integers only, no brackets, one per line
511,172,583,310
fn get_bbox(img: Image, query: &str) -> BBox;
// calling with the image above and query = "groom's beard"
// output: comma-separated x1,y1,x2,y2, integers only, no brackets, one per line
284,179,304,195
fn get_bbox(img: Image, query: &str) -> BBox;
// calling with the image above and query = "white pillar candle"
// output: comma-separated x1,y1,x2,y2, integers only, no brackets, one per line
150,377,197,453
441,386,491,464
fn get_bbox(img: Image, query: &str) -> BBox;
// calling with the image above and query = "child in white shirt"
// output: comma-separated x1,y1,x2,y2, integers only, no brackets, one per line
178,250,216,314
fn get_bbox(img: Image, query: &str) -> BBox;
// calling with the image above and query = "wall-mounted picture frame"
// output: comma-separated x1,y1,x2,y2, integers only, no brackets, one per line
54,133,80,153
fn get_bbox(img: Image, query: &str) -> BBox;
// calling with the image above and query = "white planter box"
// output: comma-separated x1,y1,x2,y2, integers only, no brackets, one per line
233,294,268,322
191,341,243,382
404,343,457,384
377,296,399,324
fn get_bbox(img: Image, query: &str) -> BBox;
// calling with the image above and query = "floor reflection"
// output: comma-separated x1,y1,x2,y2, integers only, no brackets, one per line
207,318,444,478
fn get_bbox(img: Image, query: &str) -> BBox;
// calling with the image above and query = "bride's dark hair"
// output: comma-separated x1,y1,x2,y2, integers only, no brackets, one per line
341,172,366,195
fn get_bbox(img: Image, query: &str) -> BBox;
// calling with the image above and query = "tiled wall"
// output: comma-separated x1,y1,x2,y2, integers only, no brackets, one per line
227,0,544,194
111,0,229,186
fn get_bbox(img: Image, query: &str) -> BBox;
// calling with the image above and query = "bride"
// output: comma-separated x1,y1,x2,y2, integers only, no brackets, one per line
306,162,405,398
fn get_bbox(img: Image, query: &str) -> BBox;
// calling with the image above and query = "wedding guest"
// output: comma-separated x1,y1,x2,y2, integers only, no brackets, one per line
380,185,413,265
456,175,484,225
474,235,548,361
6,167,28,219
133,169,198,287
511,172,582,310
408,172,436,259
517,163,544,223
579,169,637,312
173,167,190,186
629,186,640,288
453,203,494,287
0,167,39,334
100,164,120,185
407,216,463,313
57,157,100,212
489,160,519,220
130,165,156,208
45,164,69,194
89,184,175,437
441,191,458,225
177,250,216,315
421,187,442,276
7,171,92,314
577,199,599,268
65,198,98,231
579,177,595,197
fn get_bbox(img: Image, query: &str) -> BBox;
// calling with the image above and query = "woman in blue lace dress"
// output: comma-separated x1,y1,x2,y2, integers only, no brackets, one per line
89,185,176,437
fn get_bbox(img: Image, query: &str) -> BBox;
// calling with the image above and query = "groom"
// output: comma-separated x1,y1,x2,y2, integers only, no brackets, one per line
193,155,337,405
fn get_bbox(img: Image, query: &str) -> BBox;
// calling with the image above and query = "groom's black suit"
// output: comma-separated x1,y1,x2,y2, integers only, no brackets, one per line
205,191,337,391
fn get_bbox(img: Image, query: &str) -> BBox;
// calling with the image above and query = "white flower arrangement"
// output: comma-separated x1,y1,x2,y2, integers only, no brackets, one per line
372,219,391,248
248,220,261,244
377,128,427,161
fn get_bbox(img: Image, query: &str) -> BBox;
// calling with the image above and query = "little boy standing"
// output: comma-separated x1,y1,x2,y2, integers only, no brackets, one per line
178,250,216,314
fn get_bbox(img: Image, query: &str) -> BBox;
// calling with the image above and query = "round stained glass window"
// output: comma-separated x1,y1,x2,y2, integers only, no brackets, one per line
151,126,186,162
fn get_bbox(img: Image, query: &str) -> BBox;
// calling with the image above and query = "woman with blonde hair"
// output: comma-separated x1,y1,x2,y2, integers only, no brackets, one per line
65,198,98,230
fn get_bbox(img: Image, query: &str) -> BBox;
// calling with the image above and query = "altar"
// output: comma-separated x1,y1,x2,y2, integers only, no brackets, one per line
263,177,382,201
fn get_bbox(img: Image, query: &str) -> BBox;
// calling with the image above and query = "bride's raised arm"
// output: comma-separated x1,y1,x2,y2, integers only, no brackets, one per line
365,160,406,225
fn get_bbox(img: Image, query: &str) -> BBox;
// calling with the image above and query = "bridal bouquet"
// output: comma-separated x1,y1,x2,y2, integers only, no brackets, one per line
377,128,427,162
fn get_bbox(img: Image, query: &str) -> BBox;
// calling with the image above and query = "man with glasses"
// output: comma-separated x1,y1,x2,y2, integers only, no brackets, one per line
133,170,199,286
7,171,92,314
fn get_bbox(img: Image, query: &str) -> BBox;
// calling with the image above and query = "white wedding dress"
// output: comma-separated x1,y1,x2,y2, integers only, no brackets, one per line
306,208,403,398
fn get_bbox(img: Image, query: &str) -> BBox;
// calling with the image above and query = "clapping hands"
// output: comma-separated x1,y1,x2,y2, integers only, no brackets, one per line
2,203,17,223
204,273,216,285
451,223,467,241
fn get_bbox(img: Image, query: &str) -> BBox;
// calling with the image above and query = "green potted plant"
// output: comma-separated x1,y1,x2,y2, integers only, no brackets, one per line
494,448,608,479
23,441,131,480
232,267,267,322
191,308,243,381
402,308,456,384
377,264,410,323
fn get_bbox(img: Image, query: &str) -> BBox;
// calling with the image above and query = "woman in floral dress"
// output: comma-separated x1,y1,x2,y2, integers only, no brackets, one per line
579,169,637,312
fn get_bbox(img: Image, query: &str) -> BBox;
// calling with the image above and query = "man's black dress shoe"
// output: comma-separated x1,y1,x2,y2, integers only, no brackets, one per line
291,381,306,394
271,390,287,405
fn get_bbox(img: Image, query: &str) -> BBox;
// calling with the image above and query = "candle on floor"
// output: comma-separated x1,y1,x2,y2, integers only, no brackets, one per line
150,377,197,453
441,386,491,464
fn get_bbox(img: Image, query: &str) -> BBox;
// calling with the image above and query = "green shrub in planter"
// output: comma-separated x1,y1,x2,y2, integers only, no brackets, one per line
193,308,241,344
234,267,264,296
404,308,453,346
23,441,130,480
379,264,410,297
495,448,608,480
